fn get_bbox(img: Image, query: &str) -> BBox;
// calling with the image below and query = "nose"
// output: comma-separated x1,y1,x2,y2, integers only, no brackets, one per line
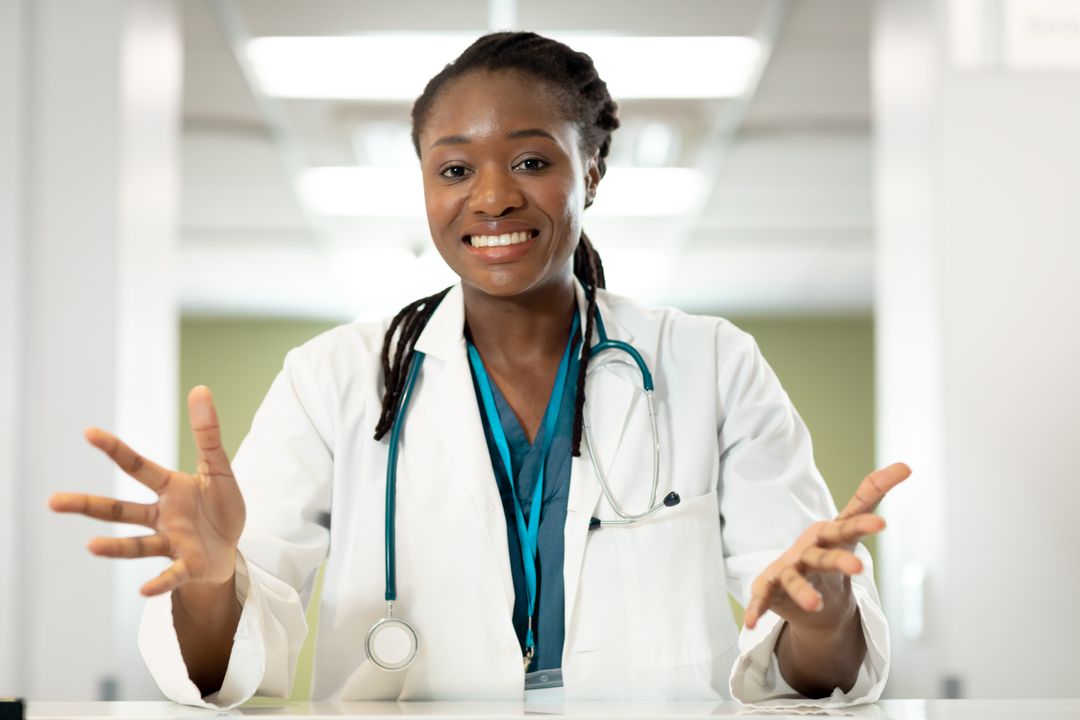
468,165,524,217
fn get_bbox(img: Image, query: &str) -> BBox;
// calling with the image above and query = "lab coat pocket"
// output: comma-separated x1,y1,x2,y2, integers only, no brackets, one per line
614,491,735,668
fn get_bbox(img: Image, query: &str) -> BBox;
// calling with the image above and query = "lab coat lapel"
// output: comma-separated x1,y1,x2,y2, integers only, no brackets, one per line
413,285,515,613
563,285,638,640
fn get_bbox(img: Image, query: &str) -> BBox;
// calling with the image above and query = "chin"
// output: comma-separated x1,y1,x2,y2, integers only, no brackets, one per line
466,274,535,298
465,271,574,305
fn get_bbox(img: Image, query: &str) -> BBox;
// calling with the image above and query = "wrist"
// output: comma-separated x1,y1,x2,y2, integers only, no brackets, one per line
776,597,866,697
172,566,239,619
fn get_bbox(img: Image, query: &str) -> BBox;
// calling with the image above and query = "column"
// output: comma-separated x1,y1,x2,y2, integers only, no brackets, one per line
0,0,180,699
875,0,1080,698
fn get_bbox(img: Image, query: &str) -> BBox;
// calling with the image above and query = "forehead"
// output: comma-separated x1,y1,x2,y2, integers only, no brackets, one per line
419,70,580,152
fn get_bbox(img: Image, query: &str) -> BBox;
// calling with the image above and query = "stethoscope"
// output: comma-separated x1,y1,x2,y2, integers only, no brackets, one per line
365,307,681,672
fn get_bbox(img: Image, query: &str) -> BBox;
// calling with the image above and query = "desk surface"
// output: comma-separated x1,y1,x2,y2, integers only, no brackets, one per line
22,700,1080,720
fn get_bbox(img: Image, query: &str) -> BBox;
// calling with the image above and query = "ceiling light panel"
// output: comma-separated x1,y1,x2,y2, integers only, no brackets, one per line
247,34,759,100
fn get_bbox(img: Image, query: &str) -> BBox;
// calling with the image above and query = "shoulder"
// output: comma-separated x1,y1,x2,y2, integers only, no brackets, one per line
275,317,394,400
597,287,758,364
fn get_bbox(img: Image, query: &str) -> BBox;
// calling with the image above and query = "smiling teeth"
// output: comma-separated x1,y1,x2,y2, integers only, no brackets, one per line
469,231,531,248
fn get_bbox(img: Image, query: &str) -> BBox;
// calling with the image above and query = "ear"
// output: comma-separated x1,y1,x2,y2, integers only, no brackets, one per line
584,154,601,208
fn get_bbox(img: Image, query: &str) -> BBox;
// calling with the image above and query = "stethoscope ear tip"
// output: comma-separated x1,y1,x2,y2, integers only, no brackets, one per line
663,491,681,508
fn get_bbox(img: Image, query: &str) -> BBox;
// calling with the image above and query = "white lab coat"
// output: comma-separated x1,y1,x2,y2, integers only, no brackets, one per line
139,282,890,708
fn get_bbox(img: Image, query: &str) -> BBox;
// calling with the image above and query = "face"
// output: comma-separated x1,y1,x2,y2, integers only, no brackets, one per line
417,70,601,301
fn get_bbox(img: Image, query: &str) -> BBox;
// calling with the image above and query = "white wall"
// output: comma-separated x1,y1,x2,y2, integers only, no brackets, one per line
875,0,1080,699
0,0,27,693
0,0,179,699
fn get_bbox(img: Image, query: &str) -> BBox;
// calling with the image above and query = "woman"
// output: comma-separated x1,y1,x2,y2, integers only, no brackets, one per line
50,32,908,707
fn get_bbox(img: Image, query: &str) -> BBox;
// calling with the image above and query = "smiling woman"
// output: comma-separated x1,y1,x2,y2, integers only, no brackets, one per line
49,31,907,709
378,33,617,452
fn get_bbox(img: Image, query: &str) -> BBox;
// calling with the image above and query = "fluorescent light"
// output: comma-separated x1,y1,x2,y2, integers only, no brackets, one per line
574,36,759,99
588,168,708,217
296,166,707,218
247,35,759,100
297,166,424,217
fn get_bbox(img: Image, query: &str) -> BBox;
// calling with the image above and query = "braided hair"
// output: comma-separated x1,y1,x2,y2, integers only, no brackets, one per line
374,32,620,458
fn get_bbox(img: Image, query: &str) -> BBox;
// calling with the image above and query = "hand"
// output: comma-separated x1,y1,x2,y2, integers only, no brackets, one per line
743,462,911,630
49,386,246,596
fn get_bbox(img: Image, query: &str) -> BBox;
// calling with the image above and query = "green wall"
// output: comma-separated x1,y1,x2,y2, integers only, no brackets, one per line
179,312,874,700
178,318,337,471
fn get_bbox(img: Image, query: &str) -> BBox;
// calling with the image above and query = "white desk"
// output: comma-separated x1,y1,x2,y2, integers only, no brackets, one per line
22,700,1080,720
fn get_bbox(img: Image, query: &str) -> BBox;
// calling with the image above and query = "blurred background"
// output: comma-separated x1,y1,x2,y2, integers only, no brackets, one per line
1,0,1078,703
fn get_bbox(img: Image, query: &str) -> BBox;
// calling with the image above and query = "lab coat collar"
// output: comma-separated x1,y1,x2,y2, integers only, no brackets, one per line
412,280,634,361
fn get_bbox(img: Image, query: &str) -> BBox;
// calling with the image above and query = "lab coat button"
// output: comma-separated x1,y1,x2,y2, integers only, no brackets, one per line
496,637,517,659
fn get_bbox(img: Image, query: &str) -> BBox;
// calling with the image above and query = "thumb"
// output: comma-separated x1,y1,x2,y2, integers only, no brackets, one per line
188,385,230,476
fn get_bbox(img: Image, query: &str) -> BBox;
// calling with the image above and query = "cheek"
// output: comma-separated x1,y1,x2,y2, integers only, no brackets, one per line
550,180,586,237
423,185,460,234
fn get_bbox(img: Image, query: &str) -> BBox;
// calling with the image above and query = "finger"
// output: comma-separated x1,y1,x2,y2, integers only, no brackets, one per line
87,534,170,559
818,513,886,547
837,462,911,519
779,565,824,613
83,427,171,493
140,558,191,597
800,546,864,575
744,568,781,630
188,386,232,480
48,493,158,528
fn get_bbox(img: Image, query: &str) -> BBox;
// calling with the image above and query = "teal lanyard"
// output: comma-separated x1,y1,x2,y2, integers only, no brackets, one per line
465,312,580,665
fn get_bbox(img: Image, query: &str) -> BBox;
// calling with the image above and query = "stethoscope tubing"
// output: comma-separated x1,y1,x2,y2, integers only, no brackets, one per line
581,350,672,528
384,351,425,602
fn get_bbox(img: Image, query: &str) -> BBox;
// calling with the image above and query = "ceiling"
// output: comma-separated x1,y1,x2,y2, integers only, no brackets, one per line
178,0,873,319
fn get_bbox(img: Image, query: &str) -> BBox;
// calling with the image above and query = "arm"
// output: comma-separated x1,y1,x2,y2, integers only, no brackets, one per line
774,594,864,697
172,573,243,696
162,345,335,705
50,386,247,698
715,323,904,704
743,466,910,698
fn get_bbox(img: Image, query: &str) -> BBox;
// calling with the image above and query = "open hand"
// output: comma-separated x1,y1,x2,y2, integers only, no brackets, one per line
49,386,246,596
743,462,911,630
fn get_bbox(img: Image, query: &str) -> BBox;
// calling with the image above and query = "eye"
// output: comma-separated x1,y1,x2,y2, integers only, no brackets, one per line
439,164,471,179
514,157,548,172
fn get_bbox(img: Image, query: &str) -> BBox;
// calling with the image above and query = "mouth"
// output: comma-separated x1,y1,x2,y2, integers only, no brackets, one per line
462,229,539,248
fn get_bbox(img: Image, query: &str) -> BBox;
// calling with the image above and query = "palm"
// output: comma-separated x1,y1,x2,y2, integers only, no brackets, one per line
743,463,911,630
49,386,246,595
155,469,244,585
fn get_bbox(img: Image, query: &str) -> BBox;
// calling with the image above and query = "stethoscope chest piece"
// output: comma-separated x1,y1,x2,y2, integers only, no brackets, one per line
366,608,418,671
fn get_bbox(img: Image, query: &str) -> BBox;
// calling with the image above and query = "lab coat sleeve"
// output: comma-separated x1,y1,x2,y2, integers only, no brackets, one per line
714,324,890,706
138,343,336,709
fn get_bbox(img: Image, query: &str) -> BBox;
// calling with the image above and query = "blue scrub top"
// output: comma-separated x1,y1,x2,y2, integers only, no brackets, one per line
471,346,579,673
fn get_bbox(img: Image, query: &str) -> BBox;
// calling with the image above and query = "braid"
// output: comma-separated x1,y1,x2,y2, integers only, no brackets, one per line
374,286,452,441
571,232,605,456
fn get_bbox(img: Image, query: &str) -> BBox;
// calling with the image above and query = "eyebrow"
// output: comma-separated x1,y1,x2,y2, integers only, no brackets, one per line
428,127,558,150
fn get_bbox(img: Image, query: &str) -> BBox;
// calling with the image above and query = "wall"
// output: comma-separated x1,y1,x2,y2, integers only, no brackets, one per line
0,0,180,699
875,0,1080,698
0,0,26,694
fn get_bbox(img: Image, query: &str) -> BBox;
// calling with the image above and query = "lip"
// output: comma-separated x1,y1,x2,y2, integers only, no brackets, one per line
463,233,538,263
460,221,540,264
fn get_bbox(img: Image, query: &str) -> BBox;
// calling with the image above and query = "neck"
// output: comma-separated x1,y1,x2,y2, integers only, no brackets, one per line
463,276,578,369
